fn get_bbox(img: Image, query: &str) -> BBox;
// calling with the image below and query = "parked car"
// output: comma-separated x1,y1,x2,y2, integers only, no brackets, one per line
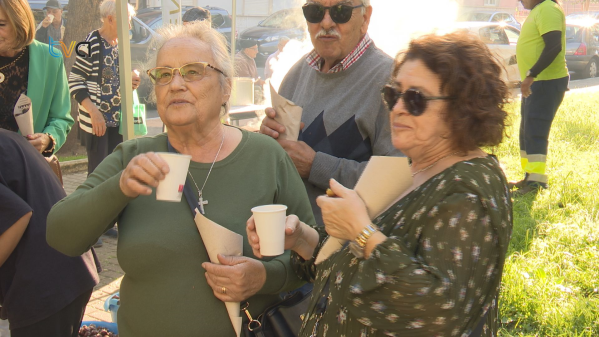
238,8,307,67
28,0,69,26
134,6,232,44
566,11,599,21
457,10,521,30
454,22,521,86
129,6,233,104
565,20,599,78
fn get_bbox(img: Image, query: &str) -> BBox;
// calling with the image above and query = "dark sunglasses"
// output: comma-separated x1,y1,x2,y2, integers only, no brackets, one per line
381,85,452,116
146,62,224,86
302,3,365,24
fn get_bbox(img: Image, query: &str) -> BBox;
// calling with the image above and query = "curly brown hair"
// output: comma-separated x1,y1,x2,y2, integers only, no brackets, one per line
392,31,510,151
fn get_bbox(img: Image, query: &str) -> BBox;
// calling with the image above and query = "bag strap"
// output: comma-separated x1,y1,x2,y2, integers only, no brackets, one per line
132,89,140,105
167,139,197,217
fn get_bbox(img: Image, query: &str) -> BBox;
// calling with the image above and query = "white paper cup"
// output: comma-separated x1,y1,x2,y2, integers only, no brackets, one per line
47,14,54,22
251,204,288,256
156,152,192,202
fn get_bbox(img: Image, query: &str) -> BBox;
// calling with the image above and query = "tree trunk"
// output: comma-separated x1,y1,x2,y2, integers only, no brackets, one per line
56,0,103,157
584,0,591,11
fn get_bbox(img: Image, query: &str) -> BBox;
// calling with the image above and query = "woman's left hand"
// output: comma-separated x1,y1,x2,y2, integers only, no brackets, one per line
202,254,267,302
132,70,141,90
26,133,50,153
316,179,371,241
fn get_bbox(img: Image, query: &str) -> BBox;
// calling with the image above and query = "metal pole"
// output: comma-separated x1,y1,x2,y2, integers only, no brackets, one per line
231,0,237,65
117,0,134,140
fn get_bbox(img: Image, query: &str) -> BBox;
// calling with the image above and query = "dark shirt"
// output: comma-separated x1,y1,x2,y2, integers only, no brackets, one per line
0,48,29,131
0,129,99,329
99,38,121,127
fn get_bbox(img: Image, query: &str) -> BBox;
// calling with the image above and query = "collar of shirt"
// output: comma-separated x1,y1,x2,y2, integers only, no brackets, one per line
306,33,372,73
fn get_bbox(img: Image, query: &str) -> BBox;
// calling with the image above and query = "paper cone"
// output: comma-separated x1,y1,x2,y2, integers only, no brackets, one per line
194,212,244,337
14,93,34,136
270,83,302,141
315,157,412,264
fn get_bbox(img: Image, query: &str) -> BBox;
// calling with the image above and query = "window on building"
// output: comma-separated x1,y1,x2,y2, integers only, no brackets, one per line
484,0,498,6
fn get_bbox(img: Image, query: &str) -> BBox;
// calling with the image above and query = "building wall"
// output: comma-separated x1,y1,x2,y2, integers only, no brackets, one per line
458,0,520,13
146,0,299,31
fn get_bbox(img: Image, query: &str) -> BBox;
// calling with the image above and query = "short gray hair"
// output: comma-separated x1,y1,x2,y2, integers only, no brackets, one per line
360,0,370,14
99,0,135,20
306,0,370,14
145,22,233,111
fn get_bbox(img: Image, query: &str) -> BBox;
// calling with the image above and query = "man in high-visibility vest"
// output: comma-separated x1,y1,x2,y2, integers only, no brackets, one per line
514,0,569,196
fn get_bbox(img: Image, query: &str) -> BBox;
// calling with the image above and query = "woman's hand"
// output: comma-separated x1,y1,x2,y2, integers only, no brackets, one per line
26,133,50,153
82,98,106,137
119,152,169,198
202,254,266,302
247,214,319,260
316,179,371,241
132,70,141,90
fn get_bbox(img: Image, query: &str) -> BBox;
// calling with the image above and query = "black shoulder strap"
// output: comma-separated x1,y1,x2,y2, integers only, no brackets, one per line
167,138,198,217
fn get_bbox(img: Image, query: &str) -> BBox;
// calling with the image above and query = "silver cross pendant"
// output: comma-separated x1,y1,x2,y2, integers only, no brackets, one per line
198,191,208,214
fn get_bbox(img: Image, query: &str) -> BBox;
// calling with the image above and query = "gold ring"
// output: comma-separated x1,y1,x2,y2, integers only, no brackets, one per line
221,286,227,294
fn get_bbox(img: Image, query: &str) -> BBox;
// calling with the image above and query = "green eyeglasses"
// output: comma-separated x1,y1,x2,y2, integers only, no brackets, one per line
146,62,225,86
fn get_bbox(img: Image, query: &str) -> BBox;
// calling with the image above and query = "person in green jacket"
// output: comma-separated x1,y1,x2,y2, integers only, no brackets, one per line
0,0,73,156
47,22,316,336
248,31,514,337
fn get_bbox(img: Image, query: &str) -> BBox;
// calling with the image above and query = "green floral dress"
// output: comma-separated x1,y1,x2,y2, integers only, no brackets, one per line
292,155,512,337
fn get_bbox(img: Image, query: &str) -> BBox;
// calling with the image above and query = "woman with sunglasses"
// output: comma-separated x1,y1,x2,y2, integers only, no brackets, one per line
48,22,316,336
248,31,513,337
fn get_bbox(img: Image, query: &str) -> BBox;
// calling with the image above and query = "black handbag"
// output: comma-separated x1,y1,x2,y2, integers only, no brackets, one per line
243,280,331,337
242,289,311,337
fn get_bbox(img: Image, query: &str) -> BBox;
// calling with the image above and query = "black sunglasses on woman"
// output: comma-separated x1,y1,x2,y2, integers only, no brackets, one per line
381,85,453,116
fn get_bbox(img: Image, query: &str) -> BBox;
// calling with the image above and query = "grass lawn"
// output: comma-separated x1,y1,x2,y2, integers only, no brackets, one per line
493,89,599,336
57,154,87,162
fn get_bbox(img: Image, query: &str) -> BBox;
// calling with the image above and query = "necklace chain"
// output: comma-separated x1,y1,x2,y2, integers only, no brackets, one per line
0,49,25,71
187,128,226,213
411,151,461,177
0,49,25,84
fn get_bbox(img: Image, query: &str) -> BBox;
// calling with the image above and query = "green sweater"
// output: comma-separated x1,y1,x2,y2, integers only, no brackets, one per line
28,40,74,152
47,129,316,336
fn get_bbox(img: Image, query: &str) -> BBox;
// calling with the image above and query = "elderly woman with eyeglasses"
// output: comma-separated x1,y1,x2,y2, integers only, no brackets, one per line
48,22,315,336
247,31,513,337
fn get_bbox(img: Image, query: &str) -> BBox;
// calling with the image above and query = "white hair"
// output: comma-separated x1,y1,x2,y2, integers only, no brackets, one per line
99,0,136,20
145,21,233,112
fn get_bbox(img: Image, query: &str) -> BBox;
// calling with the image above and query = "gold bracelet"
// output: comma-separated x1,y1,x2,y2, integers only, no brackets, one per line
354,224,378,248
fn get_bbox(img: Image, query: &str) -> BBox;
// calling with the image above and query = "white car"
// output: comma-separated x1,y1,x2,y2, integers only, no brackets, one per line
453,22,521,86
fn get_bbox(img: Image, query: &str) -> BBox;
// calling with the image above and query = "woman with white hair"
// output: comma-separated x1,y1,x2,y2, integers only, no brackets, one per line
69,0,141,176
49,21,315,336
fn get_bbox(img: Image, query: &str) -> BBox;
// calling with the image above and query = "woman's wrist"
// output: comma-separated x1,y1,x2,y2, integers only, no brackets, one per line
293,223,319,261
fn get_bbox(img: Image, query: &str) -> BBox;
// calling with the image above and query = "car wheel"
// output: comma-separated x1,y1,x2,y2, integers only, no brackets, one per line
586,59,598,78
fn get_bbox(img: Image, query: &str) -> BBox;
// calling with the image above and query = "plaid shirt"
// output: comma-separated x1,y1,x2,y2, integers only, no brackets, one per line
306,34,372,73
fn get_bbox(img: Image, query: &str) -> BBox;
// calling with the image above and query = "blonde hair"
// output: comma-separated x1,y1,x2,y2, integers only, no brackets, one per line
145,21,233,112
99,0,136,21
0,0,35,50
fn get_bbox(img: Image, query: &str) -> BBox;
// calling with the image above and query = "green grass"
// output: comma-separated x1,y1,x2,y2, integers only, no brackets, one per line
491,90,599,336
57,154,87,162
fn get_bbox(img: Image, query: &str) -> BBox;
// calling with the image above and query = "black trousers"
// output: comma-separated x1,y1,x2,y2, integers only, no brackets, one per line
86,126,123,176
519,76,569,156
11,289,93,337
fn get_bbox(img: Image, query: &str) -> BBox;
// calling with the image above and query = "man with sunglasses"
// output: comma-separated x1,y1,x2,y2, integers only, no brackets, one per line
260,0,401,226
514,0,569,195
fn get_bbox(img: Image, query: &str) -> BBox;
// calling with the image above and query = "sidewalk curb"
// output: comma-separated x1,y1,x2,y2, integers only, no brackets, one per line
61,158,87,174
